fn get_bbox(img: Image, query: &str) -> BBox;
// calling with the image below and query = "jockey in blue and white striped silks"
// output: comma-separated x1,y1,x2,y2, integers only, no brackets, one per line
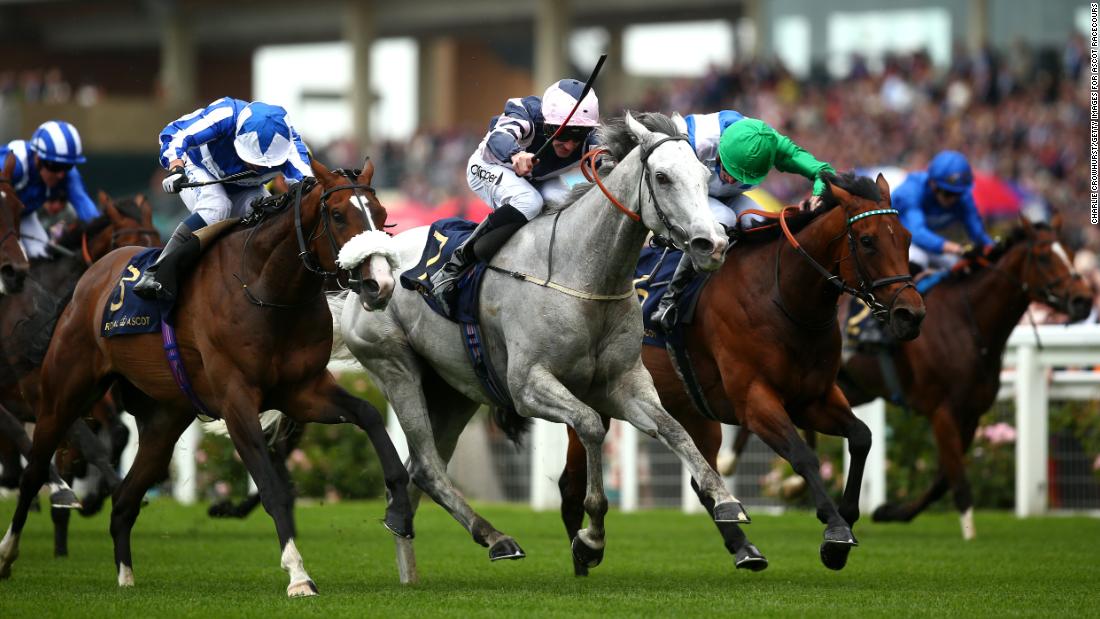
0,120,98,259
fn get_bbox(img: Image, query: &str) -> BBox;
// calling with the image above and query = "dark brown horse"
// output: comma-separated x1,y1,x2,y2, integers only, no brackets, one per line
0,159,412,597
0,192,161,557
839,215,1092,538
560,173,925,573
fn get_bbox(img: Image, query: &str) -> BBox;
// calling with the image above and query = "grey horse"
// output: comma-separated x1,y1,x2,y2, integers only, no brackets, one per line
331,112,745,582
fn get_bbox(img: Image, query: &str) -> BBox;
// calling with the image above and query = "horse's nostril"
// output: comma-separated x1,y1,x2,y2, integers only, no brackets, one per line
690,237,715,255
362,279,380,295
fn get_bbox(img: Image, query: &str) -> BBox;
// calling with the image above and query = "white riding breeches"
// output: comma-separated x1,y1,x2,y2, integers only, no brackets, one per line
710,193,768,231
181,162,269,225
909,244,959,271
18,211,50,259
466,154,571,221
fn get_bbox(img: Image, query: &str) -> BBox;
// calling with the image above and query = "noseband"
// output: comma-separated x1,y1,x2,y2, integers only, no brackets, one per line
775,205,913,326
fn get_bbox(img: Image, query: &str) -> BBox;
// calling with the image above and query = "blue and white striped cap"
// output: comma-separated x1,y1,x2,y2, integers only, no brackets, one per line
233,102,293,167
30,120,85,165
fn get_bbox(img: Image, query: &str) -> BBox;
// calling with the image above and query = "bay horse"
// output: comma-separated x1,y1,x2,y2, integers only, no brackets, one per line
0,192,161,558
559,172,925,572
839,215,1092,538
332,113,739,583
0,159,412,597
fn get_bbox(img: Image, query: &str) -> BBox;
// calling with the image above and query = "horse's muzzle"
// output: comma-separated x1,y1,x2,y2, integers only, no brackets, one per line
889,305,924,341
1068,295,1093,323
687,234,728,272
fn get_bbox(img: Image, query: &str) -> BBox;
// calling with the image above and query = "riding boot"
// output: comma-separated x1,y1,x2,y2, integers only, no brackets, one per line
132,219,199,301
651,253,697,332
429,205,527,309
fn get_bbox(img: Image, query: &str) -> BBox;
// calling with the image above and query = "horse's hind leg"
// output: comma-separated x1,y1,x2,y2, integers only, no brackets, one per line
109,404,192,587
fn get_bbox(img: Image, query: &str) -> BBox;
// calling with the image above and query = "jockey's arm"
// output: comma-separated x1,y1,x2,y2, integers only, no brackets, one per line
158,99,236,169
64,167,99,222
485,98,536,163
896,189,947,253
771,131,836,196
960,192,994,248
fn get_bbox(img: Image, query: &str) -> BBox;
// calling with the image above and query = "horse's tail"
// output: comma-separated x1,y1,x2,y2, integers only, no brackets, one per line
491,406,531,446
326,290,357,367
203,410,285,443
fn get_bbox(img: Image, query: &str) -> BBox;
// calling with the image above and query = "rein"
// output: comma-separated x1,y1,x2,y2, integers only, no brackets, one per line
234,171,382,309
767,204,913,328
494,135,689,302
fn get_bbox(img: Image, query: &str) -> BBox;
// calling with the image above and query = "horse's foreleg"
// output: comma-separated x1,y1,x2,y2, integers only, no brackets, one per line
717,425,753,476
741,382,856,571
800,386,871,531
514,365,608,569
605,364,747,524
929,407,975,539
558,425,599,576
221,388,316,598
0,404,79,508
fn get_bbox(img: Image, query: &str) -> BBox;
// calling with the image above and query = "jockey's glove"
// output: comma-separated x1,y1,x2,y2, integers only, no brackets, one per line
162,165,189,194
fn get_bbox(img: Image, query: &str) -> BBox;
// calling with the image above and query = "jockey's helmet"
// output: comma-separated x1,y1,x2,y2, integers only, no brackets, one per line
927,150,973,193
234,102,294,168
542,79,600,131
30,120,86,166
718,118,777,185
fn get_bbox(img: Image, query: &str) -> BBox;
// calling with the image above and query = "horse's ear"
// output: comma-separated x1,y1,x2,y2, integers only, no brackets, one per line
310,158,338,185
135,194,154,225
1019,213,1034,233
826,178,853,205
359,157,375,185
625,112,651,144
97,190,112,211
875,173,891,203
105,198,124,225
1,152,16,182
1050,209,1064,232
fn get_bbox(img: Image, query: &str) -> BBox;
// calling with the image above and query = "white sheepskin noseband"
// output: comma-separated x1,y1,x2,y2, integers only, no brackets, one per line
336,230,401,271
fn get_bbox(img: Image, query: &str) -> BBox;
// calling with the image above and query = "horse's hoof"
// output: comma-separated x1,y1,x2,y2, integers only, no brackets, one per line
0,563,10,580
571,536,605,569
49,489,81,510
287,579,318,598
713,500,751,524
381,514,414,540
488,538,525,561
734,543,768,572
572,559,590,577
79,493,107,517
117,564,134,587
820,526,858,571
716,453,737,477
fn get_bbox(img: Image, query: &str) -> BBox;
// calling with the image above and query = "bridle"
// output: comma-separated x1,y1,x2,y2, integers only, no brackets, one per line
580,134,694,249
236,169,384,309
771,204,913,327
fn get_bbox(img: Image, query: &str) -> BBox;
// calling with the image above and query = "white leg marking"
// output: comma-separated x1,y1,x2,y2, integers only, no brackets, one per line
118,564,135,587
717,452,737,477
960,507,976,541
0,524,20,577
281,538,317,597
395,536,419,585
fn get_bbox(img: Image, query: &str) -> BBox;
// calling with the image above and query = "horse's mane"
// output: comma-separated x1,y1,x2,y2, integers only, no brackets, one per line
545,112,681,215
939,223,1044,284
734,171,875,245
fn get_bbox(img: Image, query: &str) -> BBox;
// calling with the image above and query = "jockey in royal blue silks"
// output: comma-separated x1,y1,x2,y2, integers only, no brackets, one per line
893,150,994,273
650,110,836,330
428,79,600,307
0,120,99,259
133,97,313,302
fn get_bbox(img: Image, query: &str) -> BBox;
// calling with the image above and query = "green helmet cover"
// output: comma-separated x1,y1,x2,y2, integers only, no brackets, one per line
718,119,777,185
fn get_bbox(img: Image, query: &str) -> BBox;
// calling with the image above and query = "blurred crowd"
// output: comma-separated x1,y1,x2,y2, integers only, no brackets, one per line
0,68,102,107
315,34,1095,254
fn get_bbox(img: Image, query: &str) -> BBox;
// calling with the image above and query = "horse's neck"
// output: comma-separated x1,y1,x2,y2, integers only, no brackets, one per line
951,251,1031,361
229,204,324,306
772,207,847,327
521,157,648,291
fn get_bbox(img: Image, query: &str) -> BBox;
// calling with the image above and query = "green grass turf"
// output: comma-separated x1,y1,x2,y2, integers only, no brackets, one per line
0,498,1097,618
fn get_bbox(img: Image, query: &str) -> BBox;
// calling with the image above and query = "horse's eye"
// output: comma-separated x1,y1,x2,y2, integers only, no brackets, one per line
332,209,345,224
655,171,670,185
860,235,874,249
1037,252,1050,263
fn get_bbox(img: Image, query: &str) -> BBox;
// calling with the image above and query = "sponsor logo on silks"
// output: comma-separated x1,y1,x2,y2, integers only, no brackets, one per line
103,314,152,332
469,164,499,184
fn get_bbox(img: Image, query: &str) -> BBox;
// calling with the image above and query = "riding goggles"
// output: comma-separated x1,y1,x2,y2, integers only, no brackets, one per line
39,159,74,173
543,124,593,143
